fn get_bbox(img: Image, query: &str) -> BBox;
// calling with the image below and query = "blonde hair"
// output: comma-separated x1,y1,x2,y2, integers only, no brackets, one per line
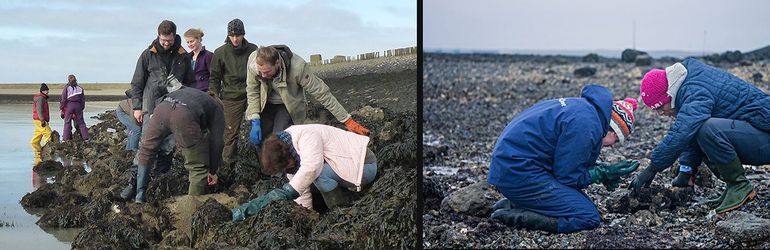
184,28,204,40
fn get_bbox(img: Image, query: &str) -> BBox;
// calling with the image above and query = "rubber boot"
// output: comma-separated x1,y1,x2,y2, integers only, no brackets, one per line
490,208,558,233
135,165,150,203
715,158,756,214
492,198,516,211
702,162,726,206
320,188,355,209
671,171,695,187
119,166,137,200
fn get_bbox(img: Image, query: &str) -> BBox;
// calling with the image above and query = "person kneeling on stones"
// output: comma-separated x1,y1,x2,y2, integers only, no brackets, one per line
487,84,640,233
131,77,225,203
231,124,377,222
631,58,770,214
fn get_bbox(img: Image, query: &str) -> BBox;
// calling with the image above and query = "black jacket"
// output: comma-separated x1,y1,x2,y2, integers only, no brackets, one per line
130,35,195,113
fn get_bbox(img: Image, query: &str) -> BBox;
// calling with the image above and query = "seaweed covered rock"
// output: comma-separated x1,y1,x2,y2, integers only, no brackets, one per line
37,194,111,228
71,213,157,249
312,166,417,249
33,160,64,174
20,183,87,209
191,198,232,247
196,200,319,249
144,168,190,204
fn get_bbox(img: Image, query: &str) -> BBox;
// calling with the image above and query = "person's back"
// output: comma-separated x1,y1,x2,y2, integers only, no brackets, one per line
163,87,222,127
488,85,612,190
678,58,770,130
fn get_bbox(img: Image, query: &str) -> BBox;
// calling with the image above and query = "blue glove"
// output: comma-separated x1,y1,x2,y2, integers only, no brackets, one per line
249,119,262,145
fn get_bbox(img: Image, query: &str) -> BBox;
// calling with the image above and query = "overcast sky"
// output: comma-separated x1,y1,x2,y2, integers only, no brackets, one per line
0,0,415,83
424,0,770,53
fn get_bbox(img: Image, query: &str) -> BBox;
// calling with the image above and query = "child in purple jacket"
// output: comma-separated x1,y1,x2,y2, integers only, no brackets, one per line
60,74,89,141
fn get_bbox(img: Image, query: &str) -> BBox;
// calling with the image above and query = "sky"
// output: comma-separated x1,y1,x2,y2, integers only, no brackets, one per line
0,0,416,83
424,0,770,54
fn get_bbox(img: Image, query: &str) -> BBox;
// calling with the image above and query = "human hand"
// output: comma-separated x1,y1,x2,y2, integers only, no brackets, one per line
133,110,143,124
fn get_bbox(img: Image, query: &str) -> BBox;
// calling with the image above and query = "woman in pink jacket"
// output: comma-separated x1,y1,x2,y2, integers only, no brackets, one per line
231,124,377,222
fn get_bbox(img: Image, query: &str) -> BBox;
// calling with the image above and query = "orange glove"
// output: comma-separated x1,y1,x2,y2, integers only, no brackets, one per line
344,118,370,136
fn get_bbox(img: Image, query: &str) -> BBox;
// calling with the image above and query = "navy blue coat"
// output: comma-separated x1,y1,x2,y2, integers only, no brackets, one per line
650,58,770,172
488,85,613,190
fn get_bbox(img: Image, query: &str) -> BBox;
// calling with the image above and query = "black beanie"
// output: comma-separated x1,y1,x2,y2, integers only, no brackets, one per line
228,18,245,36
40,83,49,92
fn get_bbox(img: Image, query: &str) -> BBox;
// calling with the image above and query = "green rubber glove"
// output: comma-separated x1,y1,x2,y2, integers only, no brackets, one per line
588,160,640,191
231,183,300,222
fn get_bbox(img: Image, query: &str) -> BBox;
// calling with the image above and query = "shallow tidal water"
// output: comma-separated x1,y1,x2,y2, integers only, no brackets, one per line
0,102,115,249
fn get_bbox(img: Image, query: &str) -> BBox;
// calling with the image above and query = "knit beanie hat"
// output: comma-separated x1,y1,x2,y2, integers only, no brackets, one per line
640,69,670,109
40,83,49,92
227,18,245,36
610,98,638,143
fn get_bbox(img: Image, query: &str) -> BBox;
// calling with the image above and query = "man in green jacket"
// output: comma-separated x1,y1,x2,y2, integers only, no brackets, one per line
244,45,370,145
208,18,258,165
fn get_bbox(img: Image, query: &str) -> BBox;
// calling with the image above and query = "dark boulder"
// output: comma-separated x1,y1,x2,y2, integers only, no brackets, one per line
622,49,648,63
634,54,652,66
574,67,597,78
582,53,600,62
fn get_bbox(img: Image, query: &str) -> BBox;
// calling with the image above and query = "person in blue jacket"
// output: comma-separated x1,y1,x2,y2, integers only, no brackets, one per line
488,84,640,233
632,58,770,214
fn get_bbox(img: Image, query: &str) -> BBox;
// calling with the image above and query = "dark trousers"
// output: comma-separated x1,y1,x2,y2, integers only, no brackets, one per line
697,118,770,166
261,103,294,139
222,99,247,163
494,176,601,233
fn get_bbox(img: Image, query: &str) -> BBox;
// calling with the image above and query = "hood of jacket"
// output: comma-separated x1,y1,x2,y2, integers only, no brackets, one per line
580,84,613,136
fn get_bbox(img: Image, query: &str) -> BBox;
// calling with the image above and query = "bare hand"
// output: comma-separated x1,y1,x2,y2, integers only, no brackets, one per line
133,110,143,124
207,174,218,185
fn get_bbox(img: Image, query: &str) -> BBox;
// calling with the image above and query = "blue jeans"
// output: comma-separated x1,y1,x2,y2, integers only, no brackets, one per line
116,108,141,151
314,162,378,193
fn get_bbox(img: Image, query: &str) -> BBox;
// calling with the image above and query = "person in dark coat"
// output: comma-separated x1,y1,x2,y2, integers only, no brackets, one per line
133,81,225,202
632,58,770,214
208,18,258,165
488,85,639,233
121,20,195,201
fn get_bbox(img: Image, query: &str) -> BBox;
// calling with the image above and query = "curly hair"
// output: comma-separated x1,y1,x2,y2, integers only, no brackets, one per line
260,134,293,175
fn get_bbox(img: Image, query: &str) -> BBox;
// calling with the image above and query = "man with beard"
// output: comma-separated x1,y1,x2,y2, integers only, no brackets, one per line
121,20,194,202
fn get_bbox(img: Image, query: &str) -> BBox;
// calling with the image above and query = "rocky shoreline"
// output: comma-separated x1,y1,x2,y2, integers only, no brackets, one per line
423,52,770,248
21,58,418,249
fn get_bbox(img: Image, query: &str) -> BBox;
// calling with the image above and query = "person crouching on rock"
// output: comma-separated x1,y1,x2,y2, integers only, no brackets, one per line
487,84,640,233
130,77,225,203
631,58,770,214
231,124,377,222
31,83,52,163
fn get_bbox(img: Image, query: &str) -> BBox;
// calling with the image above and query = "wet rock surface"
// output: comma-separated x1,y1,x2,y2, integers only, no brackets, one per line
440,181,500,217
21,57,417,249
715,211,770,245
423,52,770,248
